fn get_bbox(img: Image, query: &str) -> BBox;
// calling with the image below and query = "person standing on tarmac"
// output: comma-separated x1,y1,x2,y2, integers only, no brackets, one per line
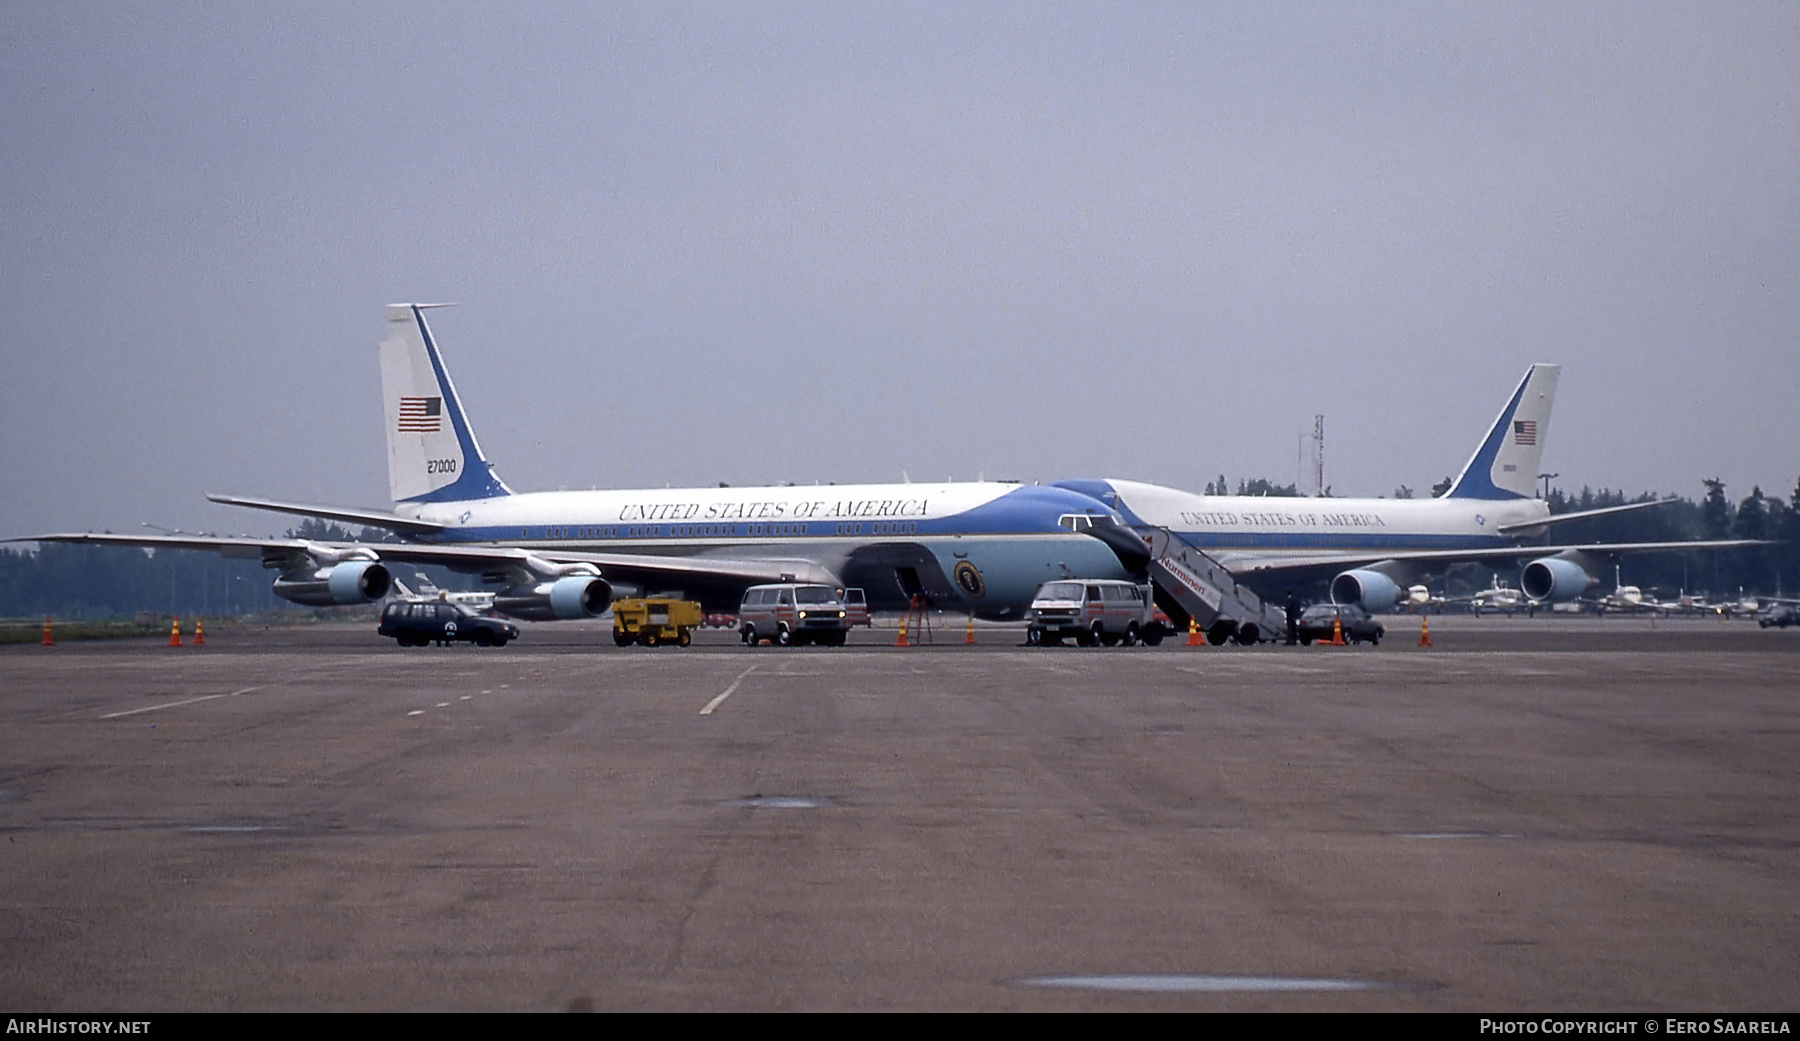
1285,590,1302,646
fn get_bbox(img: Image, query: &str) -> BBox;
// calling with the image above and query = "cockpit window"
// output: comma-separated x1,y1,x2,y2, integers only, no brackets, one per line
1058,514,1095,532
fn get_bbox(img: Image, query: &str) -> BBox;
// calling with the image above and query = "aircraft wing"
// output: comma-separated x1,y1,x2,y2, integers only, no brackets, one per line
193,494,837,587
7,532,326,563
1492,498,1678,536
1433,591,1488,606
7,532,841,605
1216,539,1767,586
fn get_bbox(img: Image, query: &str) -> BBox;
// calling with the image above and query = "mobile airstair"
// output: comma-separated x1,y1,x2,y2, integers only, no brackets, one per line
1141,528,1288,645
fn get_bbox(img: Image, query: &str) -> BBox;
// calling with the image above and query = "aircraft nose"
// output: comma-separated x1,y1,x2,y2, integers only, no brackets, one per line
1081,517,1151,574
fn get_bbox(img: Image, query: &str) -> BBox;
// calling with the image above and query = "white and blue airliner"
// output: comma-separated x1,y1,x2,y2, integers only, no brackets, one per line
1054,364,1746,610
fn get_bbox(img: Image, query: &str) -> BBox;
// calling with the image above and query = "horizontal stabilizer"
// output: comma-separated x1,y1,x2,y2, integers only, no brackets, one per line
206,494,446,536
1494,498,1677,535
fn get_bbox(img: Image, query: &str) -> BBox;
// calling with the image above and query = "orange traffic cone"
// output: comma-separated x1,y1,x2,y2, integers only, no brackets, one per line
41,618,53,646
167,618,183,647
1186,617,1204,647
894,617,909,647
1325,616,1346,646
193,618,205,646
1418,616,1432,647
964,615,976,645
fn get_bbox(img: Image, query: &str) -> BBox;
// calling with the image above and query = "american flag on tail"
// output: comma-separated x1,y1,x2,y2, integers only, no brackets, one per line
398,396,442,433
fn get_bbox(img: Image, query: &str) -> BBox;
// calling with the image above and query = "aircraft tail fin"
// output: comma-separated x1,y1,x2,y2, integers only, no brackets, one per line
378,304,512,504
1444,363,1559,500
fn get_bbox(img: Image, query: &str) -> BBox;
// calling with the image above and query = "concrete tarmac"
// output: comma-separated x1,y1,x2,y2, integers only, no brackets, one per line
2,616,1797,1010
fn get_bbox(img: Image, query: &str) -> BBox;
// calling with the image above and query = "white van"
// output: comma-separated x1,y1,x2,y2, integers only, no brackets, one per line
738,583,851,647
1027,580,1166,647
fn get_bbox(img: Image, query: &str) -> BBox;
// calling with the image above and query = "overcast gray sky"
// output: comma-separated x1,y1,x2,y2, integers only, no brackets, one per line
3,2,1795,537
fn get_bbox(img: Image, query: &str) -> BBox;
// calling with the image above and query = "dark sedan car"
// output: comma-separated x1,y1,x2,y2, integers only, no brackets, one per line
378,600,519,647
1296,603,1385,645
1759,604,1800,629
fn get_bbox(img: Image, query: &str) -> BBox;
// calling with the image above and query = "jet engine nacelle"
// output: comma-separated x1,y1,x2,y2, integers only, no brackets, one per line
492,575,613,621
1331,569,1402,612
272,561,393,607
1520,557,1597,603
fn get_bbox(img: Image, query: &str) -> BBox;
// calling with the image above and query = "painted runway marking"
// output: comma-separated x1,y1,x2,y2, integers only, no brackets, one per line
186,824,284,833
407,710,425,717
1177,663,1330,677
726,796,827,809
101,686,264,719
1017,974,1374,993
700,665,759,716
